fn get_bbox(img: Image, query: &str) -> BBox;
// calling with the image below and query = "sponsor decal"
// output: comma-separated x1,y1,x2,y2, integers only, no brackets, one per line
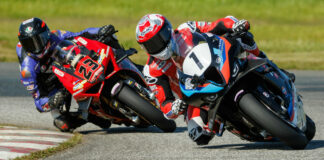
26,84,34,90
73,79,81,85
162,62,172,73
98,49,105,64
232,63,239,78
282,87,287,96
127,80,133,85
145,76,158,84
263,91,270,98
77,37,88,45
22,81,33,85
72,89,84,96
273,72,279,79
73,80,87,91
54,68,64,77
25,27,33,33
149,85,157,92
60,30,67,35
185,78,194,90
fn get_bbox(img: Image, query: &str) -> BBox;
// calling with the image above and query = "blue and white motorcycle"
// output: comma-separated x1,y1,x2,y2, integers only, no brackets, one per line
175,32,315,149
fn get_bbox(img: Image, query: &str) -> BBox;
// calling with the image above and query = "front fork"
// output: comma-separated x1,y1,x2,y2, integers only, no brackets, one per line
123,79,155,101
207,97,225,137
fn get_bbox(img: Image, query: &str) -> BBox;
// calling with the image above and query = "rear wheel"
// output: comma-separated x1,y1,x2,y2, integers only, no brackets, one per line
239,93,308,149
116,84,176,132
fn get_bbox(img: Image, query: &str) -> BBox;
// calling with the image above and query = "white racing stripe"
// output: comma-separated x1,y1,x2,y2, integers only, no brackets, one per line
0,151,27,160
0,142,55,150
0,130,72,136
0,136,67,143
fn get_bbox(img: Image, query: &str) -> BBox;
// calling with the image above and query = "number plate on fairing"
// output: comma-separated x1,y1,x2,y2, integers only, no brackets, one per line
182,43,212,76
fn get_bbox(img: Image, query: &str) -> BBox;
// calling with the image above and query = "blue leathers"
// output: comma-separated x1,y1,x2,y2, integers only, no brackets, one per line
16,28,101,112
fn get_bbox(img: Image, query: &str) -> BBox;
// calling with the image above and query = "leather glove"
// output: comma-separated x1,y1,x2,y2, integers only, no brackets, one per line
232,20,250,35
165,99,186,119
48,90,66,110
98,25,118,40
98,25,122,49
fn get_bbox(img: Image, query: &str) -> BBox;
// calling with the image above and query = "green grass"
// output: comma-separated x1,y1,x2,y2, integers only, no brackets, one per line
14,133,82,160
1,0,324,69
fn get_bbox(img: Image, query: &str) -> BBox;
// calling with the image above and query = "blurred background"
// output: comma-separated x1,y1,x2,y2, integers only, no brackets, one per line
0,0,323,69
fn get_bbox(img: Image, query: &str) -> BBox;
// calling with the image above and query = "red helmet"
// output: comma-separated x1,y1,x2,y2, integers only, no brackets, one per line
136,14,177,60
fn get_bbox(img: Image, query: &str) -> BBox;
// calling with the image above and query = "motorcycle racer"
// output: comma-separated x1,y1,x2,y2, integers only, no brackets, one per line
135,14,266,145
17,17,121,132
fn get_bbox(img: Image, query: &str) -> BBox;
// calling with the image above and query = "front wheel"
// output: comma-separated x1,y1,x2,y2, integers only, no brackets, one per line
305,115,316,141
239,93,308,149
116,84,176,132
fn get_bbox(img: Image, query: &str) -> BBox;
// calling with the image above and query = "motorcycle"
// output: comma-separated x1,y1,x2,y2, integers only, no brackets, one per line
173,32,316,149
51,36,176,132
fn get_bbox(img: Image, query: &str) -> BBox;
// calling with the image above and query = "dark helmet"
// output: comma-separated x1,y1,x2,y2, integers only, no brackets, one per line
18,17,50,57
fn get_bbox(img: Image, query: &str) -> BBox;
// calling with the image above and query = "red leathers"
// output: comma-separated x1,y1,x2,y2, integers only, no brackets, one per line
137,14,260,145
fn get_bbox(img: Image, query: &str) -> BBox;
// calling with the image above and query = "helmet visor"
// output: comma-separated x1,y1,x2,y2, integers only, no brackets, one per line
20,31,49,54
140,22,172,55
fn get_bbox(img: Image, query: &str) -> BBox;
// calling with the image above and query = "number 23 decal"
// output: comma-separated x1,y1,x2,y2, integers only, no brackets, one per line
78,58,99,79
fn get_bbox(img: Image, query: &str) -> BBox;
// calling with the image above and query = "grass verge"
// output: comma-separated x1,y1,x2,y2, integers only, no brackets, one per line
1,0,324,69
13,133,82,160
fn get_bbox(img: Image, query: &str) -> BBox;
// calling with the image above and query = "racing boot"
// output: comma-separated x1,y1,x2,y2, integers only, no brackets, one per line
188,119,214,145
53,114,87,132
88,114,112,129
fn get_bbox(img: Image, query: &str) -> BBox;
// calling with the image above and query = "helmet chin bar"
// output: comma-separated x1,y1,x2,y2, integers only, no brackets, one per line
152,36,179,61
36,41,51,59
152,40,173,60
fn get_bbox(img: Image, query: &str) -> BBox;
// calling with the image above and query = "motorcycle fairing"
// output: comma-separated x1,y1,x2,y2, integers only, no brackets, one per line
179,35,233,98
179,81,224,97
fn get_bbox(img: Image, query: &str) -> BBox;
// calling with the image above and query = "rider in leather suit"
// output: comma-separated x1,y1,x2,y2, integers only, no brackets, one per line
135,14,268,145
17,17,121,132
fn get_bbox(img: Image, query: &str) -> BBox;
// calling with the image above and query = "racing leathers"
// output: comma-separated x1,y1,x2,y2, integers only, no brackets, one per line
143,16,260,145
16,27,117,131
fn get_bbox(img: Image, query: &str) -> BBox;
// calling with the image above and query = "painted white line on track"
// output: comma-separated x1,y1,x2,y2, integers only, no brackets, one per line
0,130,72,136
0,142,55,150
0,136,67,143
0,151,27,160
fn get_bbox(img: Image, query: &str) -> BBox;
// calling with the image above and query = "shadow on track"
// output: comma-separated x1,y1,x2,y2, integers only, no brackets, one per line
200,140,324,150
78,126,187,135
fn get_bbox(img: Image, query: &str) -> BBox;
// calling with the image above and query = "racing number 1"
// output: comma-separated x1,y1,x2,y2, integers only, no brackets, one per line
189,52,204,70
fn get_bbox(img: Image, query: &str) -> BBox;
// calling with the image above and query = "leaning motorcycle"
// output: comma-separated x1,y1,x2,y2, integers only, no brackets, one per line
174,32,315,149
51,36,176,132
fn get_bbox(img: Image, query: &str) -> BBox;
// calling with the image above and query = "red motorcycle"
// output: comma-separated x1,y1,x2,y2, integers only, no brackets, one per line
51,36,176,132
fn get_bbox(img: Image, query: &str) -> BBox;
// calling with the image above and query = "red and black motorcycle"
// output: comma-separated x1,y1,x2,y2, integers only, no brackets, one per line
51,36,176,132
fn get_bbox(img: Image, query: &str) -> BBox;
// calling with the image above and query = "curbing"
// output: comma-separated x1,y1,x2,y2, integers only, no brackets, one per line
0,126,79,160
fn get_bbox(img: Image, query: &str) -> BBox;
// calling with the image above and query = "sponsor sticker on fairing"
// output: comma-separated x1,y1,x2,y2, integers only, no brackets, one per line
77,37,88,45
73,80,87,91
54,68,64,77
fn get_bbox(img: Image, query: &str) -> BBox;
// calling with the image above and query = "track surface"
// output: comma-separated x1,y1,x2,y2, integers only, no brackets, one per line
0,63,323,160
